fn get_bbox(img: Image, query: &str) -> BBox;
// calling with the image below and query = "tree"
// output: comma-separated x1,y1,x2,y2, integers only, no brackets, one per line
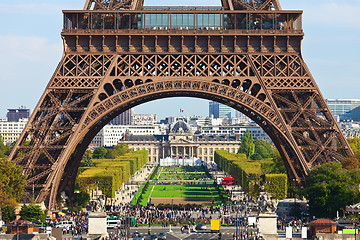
93,147,107,159
303,162,360,218
80,150,94,167
270,149,286,174
105,149,116,159
0,158,25,221
112,144,132,157
19,204,45,222
0,135,10,158
342,157,360,170
348,137,360,156
68,192,90,212
0,158,25,202
252,138,274,160
345,137,360,170
238,129,255,159
1,207,16,223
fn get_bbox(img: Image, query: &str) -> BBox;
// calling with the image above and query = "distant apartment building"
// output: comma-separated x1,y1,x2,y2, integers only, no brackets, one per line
109,109,133,125
7,107,30,122
132,114,157,125
0,118,28,145
199,124,271,142
209,101,232,119
189,116,212,127
91,124,163,147
326,99,360,121
235,111,252,123
339,122,360,139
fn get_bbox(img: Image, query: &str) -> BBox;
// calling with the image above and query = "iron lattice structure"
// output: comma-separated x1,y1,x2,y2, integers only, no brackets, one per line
9,0,353,209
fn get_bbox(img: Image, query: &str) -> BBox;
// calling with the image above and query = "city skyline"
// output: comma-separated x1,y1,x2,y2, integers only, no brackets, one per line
1,0,360,120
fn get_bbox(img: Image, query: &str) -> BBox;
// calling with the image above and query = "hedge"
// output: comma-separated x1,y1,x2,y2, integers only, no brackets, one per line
265,174,287,199
214,150,261,193
77,150,148,198
214,150,288,199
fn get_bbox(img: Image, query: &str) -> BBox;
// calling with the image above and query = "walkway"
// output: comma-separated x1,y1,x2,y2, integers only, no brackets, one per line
112,164,155,205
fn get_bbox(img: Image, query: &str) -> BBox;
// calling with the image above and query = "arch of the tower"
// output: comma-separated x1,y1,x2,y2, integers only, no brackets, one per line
54,80,303,207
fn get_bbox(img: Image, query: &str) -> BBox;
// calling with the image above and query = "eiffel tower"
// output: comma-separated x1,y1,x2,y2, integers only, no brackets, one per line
9,0,354,209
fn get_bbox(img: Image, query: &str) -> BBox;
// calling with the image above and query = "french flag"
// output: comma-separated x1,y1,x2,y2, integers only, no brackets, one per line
180,109,184,113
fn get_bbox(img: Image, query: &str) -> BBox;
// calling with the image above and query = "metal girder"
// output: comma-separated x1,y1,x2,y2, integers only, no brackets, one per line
227,0,282,10
84,0,143,10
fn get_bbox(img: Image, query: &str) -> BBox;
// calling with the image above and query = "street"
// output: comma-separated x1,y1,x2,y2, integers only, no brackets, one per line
108,226,259,240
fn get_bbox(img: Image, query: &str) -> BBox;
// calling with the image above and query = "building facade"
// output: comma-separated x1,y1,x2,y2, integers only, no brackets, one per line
109,109,133,125
132,114,157,125
209,101,232,119
7,107,30,122
326,99,360,121
91,124,163,147
199,124,271,142
119,121,240,163
235,111,252,123
339,121,360,139
0,118,29,145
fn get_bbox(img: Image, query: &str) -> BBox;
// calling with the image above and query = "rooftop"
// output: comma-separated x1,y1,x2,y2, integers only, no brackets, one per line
310,219,337,225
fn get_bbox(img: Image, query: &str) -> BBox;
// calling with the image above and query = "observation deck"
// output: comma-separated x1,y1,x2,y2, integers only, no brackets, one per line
62,7,303,53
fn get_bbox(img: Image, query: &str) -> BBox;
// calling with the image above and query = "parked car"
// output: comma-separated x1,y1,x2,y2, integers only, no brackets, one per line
195,224,207,230
132,231,145,240
158,232,167,239
149,233,158,240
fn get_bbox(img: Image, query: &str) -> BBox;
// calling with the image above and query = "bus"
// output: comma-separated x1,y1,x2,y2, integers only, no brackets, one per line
221,177,235,185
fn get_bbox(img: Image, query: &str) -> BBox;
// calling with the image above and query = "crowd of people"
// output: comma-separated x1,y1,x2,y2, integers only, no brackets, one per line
46,211,89,238
42,163,308,240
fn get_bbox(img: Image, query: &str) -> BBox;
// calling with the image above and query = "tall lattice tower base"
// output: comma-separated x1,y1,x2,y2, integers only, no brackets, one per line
9,0,353,209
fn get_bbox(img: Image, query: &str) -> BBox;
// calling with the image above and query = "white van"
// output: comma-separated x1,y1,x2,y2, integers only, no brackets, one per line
56,221,75,229
45,226,52,234
106,219,121,229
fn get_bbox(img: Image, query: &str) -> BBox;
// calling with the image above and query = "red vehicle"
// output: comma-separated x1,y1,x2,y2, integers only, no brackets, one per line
220,177,235,185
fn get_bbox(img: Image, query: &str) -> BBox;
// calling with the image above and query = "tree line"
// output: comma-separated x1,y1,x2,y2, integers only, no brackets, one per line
1,133,360,220
237,130,360,218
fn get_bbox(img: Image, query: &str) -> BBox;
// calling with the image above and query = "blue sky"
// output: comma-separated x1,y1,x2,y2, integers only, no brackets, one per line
0,0,359,120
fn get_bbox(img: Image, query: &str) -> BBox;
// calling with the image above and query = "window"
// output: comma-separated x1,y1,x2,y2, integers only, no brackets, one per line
144,13,168,29
197,13,221,29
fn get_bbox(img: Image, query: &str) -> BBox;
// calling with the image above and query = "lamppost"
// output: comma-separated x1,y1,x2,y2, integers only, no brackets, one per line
16,222,19,240
169,197,174,233
354,222,359,240
235,209,238,240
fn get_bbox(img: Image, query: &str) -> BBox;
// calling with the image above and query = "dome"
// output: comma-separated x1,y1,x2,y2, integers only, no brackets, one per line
171,121,191,134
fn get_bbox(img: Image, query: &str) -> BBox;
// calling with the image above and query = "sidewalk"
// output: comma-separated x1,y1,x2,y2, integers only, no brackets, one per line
112,164,155,204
